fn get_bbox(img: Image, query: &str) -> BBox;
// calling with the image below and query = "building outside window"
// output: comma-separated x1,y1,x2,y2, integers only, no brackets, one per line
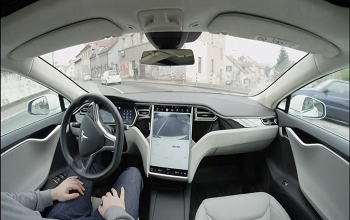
198,57,202,73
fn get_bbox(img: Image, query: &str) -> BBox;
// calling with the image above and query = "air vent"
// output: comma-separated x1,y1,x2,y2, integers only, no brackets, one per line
195,107,217,121
135,104,151,118
261,117,277,125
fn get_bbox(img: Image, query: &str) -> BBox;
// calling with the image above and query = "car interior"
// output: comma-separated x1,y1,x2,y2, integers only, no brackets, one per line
1,0,349,220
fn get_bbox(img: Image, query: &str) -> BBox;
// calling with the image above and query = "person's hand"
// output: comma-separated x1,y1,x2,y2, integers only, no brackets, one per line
50,176,85,202
98,187,125,218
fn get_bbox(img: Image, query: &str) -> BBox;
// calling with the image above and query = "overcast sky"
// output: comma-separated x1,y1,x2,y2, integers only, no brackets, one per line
42,44,84,66
41,34,307,67
225,35,307,65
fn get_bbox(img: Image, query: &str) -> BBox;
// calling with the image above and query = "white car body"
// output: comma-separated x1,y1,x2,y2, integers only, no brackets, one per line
82,74,92,81
101,70,121,85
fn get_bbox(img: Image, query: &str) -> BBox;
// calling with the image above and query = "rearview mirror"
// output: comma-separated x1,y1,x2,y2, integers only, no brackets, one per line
289,95,326,119
140,49,194,66
27,94,62,115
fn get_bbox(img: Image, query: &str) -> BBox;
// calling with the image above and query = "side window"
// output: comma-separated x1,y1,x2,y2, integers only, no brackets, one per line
1,71,66,136
327,82,349,99
286,68,349,139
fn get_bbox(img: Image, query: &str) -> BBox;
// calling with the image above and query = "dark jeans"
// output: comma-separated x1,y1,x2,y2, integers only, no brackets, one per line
46,162,143,220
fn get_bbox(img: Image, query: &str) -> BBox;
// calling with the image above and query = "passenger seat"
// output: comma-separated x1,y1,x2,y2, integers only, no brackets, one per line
91,196,102,214
195,192,290,220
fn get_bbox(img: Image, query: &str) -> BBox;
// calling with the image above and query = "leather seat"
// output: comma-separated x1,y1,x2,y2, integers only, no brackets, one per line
195,192,290,220
91,196,102,214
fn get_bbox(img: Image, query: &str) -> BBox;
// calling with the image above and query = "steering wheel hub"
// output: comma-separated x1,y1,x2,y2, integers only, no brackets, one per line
79,111,104,157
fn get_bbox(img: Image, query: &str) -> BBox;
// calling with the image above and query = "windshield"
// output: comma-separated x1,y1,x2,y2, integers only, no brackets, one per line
40,33,307,96
109,71,119,76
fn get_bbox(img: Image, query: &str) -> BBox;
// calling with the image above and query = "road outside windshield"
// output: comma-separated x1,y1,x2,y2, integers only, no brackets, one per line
40,33,307,96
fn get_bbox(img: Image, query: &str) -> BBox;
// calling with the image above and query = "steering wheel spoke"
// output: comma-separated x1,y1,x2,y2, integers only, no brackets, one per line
80,145,115,174
81,155,94,174
90,102,117,142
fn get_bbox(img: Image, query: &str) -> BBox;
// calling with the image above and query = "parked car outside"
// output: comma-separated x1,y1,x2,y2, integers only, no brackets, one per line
101,70,121,85
293,79,349,124
82,73,92,81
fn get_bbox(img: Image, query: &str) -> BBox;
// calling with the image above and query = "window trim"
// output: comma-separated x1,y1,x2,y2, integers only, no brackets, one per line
275,67,349,111
276,68,349,140
1,61,75,135
250,53,309,97
285,95,291,113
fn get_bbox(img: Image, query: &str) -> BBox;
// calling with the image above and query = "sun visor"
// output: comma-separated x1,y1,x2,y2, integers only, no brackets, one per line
10,19,123,60
208,14,339,57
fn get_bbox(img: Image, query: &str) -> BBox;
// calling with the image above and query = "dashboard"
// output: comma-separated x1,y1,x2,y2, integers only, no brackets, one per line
73,93,278,182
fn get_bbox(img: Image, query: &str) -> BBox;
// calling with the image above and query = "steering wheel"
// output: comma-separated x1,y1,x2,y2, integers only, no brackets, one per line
60,93,124,180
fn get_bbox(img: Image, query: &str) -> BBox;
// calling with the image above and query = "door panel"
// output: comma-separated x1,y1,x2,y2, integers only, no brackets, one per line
1,112,64,193
264,134,322,220
1,112,63,153
276,109,349,220
286,128,349,220
1,126,61,192
277,109,349,159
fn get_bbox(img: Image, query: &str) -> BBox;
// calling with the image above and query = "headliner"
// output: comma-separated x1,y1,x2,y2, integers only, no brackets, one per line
1,0,349,58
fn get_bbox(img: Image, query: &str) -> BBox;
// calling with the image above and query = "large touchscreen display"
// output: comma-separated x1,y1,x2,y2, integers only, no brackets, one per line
150,105,192,174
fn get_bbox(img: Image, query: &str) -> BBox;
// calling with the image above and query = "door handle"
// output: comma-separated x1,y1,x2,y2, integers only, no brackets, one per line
279,127,289,139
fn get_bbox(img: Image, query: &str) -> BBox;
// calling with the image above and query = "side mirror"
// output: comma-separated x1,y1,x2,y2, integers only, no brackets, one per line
289,95,326,119
27,94,61,116
322,88,329,94
28,96,50,115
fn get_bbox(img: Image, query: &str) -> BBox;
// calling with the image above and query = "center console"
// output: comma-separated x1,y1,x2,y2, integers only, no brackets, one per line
149,105,193,181
147,105,193,220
